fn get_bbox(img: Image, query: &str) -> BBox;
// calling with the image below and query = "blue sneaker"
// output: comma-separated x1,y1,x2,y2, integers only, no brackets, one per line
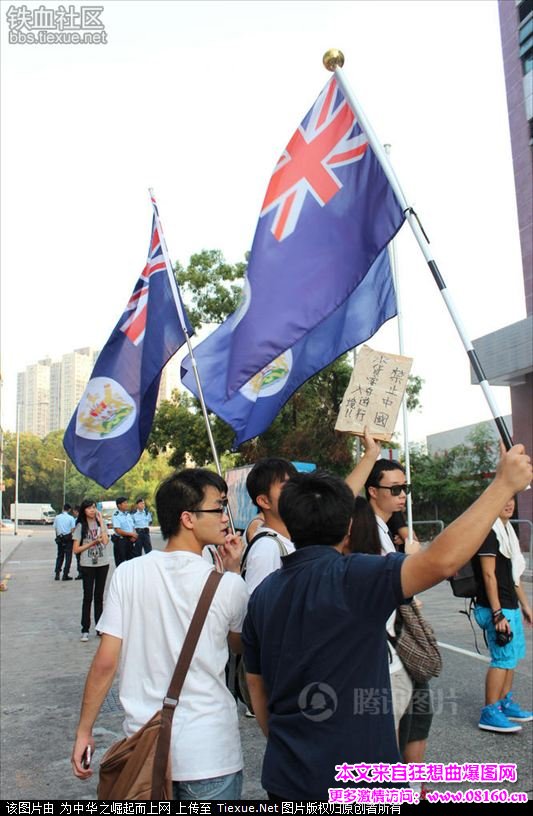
478,703,522,733
501,692,533,723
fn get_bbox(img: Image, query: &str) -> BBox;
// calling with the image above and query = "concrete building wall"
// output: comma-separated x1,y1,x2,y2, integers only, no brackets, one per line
499,0,533,315
427,416,513,456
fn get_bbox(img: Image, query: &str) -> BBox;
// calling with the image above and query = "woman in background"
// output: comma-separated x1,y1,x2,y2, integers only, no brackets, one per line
72,500,110,642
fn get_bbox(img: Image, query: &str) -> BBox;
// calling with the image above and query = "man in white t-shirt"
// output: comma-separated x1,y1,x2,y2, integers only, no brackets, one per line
71,468,249,801
241,458,298,594
364,456,414,735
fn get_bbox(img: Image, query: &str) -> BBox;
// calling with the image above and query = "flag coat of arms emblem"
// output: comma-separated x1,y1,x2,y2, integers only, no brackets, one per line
182,76,405,446
64,201,192,488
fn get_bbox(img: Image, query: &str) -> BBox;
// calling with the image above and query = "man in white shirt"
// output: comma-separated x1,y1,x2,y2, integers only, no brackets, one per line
363,457,413,732
241,458,297,594
71,468,249,801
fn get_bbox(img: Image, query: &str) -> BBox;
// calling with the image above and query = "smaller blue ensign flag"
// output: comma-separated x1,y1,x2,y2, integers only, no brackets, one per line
181,248,396,448
64,197,192,488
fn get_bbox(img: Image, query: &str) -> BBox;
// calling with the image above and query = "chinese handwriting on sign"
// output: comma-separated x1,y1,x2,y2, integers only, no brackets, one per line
335,345,413,441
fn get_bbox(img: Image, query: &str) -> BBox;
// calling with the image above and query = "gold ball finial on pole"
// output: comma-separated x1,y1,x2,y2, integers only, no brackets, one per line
323,49,345,72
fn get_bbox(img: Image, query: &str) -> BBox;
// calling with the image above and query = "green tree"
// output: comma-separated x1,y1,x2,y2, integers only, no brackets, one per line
177,249,247,330
409,424,498,525
406,375,424,412
1,429,174,517
148,391,234,470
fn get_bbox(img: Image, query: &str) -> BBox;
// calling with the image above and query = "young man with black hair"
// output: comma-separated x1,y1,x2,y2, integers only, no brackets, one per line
72,468,249,801
362,449,432,783
242,446,531,802
242,457,297,593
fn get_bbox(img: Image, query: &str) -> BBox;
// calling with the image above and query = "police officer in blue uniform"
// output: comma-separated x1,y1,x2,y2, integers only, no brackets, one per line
111,497,138,566
132,497,152,556
53,503,76,580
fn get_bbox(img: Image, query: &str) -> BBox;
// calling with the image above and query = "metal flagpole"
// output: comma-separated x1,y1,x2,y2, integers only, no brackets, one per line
384,143,414,546
148,189,236,533
14,403,20,536
323,50,513,451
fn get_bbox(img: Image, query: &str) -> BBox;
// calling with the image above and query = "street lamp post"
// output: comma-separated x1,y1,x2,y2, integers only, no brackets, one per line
53,458,67,508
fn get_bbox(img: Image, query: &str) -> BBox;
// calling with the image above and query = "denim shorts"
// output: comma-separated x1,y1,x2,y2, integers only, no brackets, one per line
474,605,526,669
173,770,243,801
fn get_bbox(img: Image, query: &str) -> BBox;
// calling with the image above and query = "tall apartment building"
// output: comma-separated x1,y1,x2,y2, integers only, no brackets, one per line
58,348,99,430
17,361,51,438
17,348,99,437
16,347,180,437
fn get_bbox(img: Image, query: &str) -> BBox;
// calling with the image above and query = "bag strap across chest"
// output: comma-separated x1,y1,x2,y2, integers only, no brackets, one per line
151,570,222,796
240,530,288,579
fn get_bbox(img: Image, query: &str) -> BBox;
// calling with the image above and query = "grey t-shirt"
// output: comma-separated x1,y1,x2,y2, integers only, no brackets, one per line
74,522,110,568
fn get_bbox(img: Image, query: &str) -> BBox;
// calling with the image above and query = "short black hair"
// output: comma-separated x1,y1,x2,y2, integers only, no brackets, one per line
115,496,128,506
135,498,144,504
278,470,354,548
246,458,297,508
63,503,72,512
364,459,406,500
156,468,227,540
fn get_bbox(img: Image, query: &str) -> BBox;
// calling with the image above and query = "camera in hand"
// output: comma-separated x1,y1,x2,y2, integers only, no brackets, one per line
495,627,513,647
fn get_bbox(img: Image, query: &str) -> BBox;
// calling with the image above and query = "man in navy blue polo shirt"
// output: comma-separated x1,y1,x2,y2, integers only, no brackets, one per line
242,446,531,802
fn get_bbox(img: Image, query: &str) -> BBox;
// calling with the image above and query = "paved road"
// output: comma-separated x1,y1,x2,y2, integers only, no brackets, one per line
0,527,531,801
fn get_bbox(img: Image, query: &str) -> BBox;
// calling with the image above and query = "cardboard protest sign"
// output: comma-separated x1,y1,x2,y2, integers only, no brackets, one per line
335,345,413,441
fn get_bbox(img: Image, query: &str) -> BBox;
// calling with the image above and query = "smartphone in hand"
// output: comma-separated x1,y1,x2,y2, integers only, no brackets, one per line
82,745,92,769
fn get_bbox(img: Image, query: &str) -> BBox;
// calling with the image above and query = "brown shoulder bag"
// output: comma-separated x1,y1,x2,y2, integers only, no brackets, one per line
97,571,222,801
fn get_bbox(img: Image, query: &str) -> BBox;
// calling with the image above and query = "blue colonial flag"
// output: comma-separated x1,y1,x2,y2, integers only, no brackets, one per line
64,196,192,488
225,75,405,396
181,248,396,447
181,76,404,447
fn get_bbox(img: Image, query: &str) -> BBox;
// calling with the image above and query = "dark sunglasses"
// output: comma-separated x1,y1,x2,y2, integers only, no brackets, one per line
374,484,411,496
192,500,229,515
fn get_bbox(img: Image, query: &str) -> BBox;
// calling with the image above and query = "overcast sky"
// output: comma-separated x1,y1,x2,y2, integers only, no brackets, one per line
1,0,525,446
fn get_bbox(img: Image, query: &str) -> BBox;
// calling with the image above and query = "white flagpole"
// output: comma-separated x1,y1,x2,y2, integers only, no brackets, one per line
148,189,236,532
384,144,414,547
323,50,513,451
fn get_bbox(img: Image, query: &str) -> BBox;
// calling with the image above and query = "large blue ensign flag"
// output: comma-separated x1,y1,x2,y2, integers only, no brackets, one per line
225,75,405,396
64,200,192,488
181,76,404,446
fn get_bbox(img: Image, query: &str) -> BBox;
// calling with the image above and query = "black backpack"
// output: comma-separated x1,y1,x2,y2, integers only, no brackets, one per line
449,559,477,599
449,559,484,654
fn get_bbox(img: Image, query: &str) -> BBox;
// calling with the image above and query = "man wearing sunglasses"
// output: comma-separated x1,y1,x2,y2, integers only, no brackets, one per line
361,459,414,742
364,460,411,555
